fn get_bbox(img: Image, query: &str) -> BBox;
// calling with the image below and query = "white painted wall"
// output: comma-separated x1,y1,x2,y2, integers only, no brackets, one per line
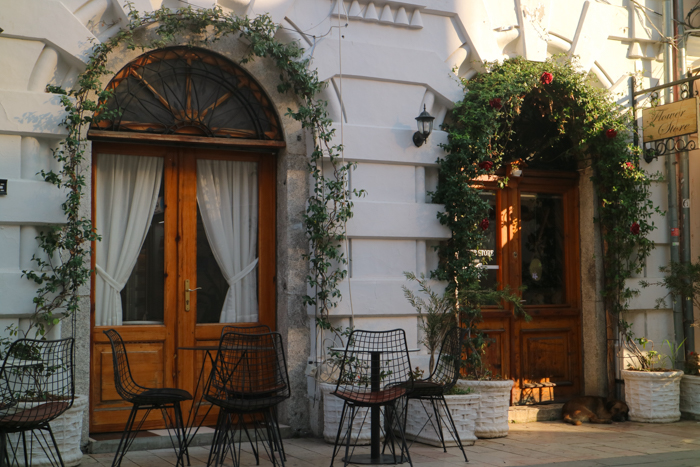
0,0,681,434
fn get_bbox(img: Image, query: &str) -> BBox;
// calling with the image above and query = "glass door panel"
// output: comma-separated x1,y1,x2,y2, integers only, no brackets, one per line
194,159,259,324
121,175,166,324
520,192,565,305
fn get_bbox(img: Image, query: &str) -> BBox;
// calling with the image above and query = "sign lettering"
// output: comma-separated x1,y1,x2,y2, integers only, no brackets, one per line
642,98,698,142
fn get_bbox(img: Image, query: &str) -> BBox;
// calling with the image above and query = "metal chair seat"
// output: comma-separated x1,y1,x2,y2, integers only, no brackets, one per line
205,394,289,412
0,402,71,429
408,380,443,397
333,386,409,407
131,388,192,405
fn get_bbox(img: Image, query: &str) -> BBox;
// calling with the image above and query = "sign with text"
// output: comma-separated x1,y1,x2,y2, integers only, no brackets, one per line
642,98,698,142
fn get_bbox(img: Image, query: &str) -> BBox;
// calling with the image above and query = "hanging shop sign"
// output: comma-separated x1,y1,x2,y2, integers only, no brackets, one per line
642,98,698,142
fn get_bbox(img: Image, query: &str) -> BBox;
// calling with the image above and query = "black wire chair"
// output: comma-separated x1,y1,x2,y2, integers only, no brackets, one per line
404,327,468,462
0,338,74,467
204,331,290,467
330,329,414,467
218,324,285,462
103,329,192,467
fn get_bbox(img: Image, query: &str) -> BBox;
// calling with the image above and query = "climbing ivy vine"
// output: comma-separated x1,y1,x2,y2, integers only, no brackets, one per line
434,56,660,379
26,6,354,337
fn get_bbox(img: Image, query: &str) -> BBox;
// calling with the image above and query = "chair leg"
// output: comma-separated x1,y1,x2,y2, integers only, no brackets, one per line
342,405,356,467
208,411,229,467
112,405,151,467
270,408,286,461
262,409,285,467
171,402,191,467
329,402,349,467
391,399,413,467
45,423,66,467
429,398,447,452
438,396,468,462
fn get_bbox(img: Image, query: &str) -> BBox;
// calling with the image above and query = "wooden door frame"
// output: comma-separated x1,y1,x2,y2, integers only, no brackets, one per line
89,142,277,432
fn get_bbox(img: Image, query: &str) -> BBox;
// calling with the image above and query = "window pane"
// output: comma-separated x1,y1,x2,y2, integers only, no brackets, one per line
520,192,565,305
479,191,499,291
196,159,259,323
121,175,165,324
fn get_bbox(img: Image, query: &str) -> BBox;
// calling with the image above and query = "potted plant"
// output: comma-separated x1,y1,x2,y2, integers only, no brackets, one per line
404,385,480,447
620,331,683,423
401,273,481,446
641,260,700,419
454,285,526,439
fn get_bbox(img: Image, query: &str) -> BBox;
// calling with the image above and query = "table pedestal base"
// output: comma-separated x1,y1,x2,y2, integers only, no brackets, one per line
342,453,408,465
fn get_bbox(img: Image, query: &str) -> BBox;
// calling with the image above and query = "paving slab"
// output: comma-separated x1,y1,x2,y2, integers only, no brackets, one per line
85,420,700,466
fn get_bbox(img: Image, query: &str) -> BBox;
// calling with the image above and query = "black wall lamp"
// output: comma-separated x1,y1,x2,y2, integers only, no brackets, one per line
413,104,435,147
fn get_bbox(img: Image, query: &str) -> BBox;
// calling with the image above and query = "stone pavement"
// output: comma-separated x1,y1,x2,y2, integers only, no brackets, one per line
83,420,700,466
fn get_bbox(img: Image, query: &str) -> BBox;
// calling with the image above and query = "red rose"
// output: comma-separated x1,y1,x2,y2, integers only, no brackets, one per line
480,218,490,231
630,222,640,235
625,162,634,170
479,160,494,170
606,129,617,139
540,72,553,85
489,98,502,110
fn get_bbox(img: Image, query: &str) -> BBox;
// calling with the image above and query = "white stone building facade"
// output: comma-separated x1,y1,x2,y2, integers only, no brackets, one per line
0,0,697,447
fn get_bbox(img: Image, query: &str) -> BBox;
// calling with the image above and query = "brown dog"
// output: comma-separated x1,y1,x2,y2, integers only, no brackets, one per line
561,396,629,426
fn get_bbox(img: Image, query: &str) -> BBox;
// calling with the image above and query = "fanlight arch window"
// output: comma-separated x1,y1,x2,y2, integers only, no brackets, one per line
92,47,282,141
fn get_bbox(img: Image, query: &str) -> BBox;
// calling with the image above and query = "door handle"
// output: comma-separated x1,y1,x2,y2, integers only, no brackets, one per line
184,279,201,312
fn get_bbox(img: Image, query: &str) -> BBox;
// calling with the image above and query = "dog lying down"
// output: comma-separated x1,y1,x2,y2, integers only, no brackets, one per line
561,396,629,425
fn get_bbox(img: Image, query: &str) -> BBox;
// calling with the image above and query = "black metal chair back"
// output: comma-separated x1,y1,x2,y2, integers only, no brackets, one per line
103,329,146,403
0,338,75,466
333,329,413,400
0,338,74,430
204,331,290,467
427,327,462,392
221,324,271,336
205,331,290,412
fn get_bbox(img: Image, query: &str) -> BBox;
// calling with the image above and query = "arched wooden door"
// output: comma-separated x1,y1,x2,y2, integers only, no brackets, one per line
477,170,582,404
88,47,283,432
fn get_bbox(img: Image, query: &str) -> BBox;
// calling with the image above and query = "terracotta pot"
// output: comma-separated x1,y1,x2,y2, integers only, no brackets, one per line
455,380,513,438
404,394,480,447
622,370,683,423
320,383,373,445
680,374,700,420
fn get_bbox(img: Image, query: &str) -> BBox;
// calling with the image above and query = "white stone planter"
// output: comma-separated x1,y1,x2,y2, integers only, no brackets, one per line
10,394,87,467
455,380,513,439
680,374,700,420
404,394,480,447
320,383,373,445
622,370,683,423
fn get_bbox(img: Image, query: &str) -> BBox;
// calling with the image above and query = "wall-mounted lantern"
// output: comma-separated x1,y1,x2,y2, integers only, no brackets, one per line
0,180,6,195
412,104,435,147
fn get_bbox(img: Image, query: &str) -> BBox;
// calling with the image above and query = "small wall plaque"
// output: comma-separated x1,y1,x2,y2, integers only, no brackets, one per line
0,180,6,195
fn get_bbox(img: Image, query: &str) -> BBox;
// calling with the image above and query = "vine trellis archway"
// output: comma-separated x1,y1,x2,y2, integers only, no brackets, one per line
434,56,660,396
29,5,354,431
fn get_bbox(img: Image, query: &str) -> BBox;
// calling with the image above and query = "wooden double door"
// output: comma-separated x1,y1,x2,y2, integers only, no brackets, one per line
477,171,582,403
90,143,275,432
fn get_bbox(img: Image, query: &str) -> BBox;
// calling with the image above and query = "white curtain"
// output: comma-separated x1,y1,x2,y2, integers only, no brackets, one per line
196,160,258,323
95,154,163,326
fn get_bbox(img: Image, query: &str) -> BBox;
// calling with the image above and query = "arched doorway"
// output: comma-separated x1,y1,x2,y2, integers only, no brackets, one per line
88,47,283,432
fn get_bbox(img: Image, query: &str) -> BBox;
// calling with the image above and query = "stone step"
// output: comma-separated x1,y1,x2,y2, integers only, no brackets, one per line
508,403,564,423
87,424,293,454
